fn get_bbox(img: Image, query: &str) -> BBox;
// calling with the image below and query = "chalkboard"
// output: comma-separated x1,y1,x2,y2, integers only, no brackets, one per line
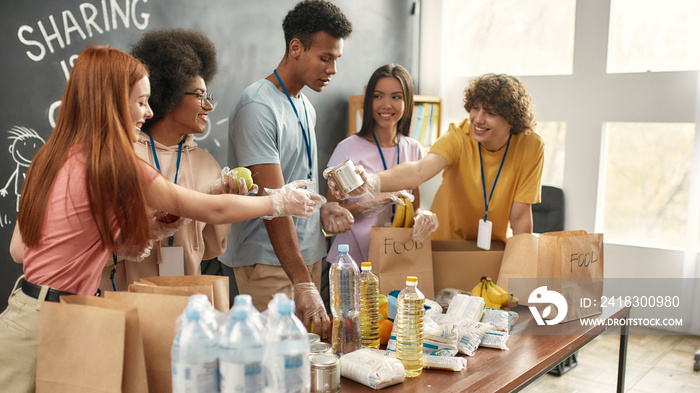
0,0,416,308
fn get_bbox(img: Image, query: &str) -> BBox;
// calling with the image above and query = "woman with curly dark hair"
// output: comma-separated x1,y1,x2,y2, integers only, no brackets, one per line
99,29,252,293
329,73,544,246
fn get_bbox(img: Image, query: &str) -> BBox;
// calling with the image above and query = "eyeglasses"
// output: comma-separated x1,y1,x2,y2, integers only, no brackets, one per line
183,91,213,108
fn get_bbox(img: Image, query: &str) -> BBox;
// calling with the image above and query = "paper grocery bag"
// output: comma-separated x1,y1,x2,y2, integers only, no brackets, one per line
537,230,604,322
368,226,434,299
104,291,190,393
497,233,539,297
36,296,148,393
129,274,229,311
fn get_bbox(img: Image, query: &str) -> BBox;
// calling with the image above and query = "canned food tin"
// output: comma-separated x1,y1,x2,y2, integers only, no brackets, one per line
326,159,363,196
308,332,321,344
310,342,332,354
310,353,340,393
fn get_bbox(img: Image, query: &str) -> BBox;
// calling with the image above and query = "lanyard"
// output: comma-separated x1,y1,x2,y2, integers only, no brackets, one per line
110,253,118,291
274,69,313,180
372,131,400,215
371,131,400,170
479,134,511,222
147,132,184,245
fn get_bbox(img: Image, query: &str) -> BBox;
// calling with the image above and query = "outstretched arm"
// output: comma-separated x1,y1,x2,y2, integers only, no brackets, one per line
509,201,533,235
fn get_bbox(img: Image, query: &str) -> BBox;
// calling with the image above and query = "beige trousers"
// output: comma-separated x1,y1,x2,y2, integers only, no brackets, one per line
234,260,322,312
0,276,45,393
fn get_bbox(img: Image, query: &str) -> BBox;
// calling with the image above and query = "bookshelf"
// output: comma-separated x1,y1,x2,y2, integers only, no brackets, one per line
348,94,442,147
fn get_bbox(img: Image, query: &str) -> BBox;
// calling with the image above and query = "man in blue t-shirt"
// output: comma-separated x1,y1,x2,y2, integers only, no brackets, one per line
227,0,353,337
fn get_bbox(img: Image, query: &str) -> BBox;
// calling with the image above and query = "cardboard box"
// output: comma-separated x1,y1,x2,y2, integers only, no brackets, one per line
432,240,506,294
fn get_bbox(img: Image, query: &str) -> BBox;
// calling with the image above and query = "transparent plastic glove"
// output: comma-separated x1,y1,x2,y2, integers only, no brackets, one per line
263,180,326,220
321,202,354,234
209,166,259,196
412,208,439,241
152,210,190,240
324,165,380,200
294,282,331,336
116,238,155,262
357,190,414,217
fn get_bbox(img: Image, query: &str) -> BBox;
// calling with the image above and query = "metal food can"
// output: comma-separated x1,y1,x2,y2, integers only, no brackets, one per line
310,342,332,354
310,353,340,393
308,332,321,344
326,159,363,196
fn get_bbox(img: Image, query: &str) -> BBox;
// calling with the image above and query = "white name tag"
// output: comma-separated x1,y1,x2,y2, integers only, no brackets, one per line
477,219,492,250
159,246,185,276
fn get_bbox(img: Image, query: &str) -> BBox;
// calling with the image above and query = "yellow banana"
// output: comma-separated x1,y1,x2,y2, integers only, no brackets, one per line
487,280,509,301
470,281,483,297
392,201,406,227
485,281,508,309
403,197,414,228
508,294,519,309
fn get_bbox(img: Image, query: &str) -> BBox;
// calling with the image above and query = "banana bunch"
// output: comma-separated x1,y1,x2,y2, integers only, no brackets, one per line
391,197,414,228
470,276,519,310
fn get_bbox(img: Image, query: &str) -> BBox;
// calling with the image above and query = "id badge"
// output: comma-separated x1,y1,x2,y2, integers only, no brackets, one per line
477,219,492,250
159,246,185,276
307,177,317,192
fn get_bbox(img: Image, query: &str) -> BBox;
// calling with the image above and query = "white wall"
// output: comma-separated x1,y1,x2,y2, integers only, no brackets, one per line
418,0,700,334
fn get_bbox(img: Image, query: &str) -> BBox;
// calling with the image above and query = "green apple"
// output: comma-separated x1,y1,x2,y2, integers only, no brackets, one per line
232,167,254,192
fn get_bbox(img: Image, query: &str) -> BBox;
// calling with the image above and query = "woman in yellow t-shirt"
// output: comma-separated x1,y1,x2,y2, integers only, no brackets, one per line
328,73,544,243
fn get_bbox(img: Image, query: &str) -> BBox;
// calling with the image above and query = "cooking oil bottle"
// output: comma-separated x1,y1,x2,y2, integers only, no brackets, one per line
359,262,380,349
329,244,361,356
395,276,424,377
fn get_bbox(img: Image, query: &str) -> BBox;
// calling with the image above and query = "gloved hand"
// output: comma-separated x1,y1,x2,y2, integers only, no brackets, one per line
357,190,414,217
321,202,354,234
294,282,331,337
152,210,190,240
116,238,155,262
324,165,380,200
209,166,259,196
263,180,326,220
412,208,439,241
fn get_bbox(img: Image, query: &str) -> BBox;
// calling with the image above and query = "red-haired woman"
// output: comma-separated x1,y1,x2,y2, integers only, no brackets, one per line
0,45,322,393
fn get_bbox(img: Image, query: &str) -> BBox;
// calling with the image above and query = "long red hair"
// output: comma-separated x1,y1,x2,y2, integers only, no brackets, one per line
18,45,152,251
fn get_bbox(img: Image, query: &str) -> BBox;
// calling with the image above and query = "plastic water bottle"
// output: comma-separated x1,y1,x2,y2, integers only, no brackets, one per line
233,293,264,331
395,276,424,378
359,261,380,349
329,244,361,356
219,306,265,393
171,307,219,392
263,299,310,393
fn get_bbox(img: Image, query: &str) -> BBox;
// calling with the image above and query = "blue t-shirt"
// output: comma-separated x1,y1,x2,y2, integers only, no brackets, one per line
227,79,326,267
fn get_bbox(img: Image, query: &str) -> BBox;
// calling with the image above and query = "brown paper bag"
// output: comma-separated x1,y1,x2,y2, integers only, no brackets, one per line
129,274,229,311
104,291,190,393
368,227,434,299
496,233,539,293
36,296,149,393
537,230,604,322
497,231,604,322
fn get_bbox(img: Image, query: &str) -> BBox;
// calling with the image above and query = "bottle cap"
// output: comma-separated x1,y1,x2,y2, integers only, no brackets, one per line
361,262,372,270
338,244,349,253
185,307,200,320
406,276,418,285
232,307,248,320
234,294,253,307
278,299,294,314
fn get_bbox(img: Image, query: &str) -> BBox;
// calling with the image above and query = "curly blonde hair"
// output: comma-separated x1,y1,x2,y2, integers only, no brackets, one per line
463,73,536,135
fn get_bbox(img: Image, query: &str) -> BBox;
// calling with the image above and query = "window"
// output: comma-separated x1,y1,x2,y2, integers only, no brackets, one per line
600,122,694,249
442,0,576,77
608,0,700,73
535,122,566,188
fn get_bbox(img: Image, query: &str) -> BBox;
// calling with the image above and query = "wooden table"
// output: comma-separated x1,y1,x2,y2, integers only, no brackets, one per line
339,304,631,393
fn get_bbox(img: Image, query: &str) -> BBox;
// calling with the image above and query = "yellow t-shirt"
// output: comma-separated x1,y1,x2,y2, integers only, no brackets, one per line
429,118,544,242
